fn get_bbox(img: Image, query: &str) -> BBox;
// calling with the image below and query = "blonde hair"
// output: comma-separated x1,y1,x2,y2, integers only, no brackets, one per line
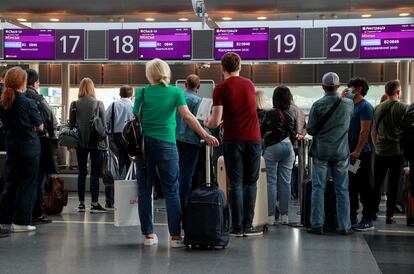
1,67,27,110
145,58,171,86
256,90,267,110
78,77,96,99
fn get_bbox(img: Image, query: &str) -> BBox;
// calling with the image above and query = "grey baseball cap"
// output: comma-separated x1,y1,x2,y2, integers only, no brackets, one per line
322,72,340,86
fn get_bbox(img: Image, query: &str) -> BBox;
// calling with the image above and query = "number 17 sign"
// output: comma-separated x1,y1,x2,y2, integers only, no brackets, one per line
55,29,85,60
269,28,301,59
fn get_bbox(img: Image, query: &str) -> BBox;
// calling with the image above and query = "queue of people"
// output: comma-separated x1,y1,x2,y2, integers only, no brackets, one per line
0,52,413,245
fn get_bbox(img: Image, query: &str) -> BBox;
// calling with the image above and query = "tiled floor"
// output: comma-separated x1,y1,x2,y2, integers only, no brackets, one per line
0,194,413,274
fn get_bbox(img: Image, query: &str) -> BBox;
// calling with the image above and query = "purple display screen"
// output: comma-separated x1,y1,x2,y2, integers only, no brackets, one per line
269,28,301,59
4,29,55,60
214,28,269,60
138,28,191,60
55,29,85,60
327,27,360,59
360,24,414,58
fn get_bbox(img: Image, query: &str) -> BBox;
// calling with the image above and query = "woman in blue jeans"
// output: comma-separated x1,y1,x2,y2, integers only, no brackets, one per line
261,86,297,225
69,78,107,213
133,59,218,247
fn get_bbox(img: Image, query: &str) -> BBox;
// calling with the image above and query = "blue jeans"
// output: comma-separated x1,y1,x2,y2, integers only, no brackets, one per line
311,158,351,230
32,172,45,218
76,148,103,203
223,140,261,231
177,140,200,209
264,142,295,216
136,137,181,236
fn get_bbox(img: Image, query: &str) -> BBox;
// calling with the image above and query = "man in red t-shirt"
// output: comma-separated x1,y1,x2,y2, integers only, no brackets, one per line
205,52,262,237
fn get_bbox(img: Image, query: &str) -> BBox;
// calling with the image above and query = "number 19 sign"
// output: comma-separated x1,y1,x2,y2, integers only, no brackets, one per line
55,29,84,60
108,30,137,60
269,28,301,59
327,27,360,59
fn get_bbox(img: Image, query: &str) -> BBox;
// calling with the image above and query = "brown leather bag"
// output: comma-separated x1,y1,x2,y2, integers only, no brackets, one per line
42,176,68,215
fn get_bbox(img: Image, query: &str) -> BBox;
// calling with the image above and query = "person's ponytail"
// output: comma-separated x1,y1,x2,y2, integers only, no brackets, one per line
0,67,27,110
159,76,169,87
1,87,16,110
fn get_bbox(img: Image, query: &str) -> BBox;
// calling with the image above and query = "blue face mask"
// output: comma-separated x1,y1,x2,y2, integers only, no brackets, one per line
346,89,356,100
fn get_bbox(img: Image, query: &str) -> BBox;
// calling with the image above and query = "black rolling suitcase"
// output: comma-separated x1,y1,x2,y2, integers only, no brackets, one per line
302,177,337,229
183,144,231,249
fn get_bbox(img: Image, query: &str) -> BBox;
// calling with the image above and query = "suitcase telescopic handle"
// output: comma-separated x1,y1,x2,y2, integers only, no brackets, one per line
200,140,211,187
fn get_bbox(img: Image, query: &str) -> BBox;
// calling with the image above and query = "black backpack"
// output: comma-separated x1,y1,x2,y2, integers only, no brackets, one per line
400,105,414,160
89,101,106,144
25,88,57,137
122,89,145,156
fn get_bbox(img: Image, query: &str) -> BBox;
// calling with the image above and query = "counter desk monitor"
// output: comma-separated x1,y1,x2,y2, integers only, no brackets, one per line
175,80,215,99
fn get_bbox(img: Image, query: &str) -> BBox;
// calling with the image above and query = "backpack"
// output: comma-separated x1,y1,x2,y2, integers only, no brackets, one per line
400,106,414,160
89,101,106,144
25,88,57,137
122,89,145,156
42,176,68,215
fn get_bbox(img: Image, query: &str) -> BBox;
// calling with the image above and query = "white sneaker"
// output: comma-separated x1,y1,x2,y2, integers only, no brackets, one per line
267,215,276,226
11,224,36,233
143,234,158,246
280,215,289,225
170,236,185,248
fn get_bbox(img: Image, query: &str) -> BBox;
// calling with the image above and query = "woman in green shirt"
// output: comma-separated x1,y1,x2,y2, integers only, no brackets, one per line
133,58,218,248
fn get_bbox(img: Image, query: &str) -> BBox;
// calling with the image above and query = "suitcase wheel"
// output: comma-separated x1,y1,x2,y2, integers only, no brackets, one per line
263,225,269,232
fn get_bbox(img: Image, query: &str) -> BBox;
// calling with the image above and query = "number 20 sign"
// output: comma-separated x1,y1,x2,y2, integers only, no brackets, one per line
327,27,360,59
269,28,301,60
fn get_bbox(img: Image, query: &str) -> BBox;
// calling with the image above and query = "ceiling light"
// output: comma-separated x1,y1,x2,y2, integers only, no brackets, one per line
361,14,372,18
49,18,60,22
222,17,232,21
178,18,189,21
257,16,267,20
17,18,27,22
399,13,410,17
145,18,155,22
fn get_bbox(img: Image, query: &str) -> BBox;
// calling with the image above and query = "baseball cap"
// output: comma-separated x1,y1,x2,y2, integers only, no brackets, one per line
322,72,340,86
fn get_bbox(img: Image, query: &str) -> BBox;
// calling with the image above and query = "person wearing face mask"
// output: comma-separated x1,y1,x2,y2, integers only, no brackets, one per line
342,78,375,231
371,80,409,224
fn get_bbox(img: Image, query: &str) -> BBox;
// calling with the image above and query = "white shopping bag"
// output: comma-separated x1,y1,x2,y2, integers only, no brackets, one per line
114,163,139,227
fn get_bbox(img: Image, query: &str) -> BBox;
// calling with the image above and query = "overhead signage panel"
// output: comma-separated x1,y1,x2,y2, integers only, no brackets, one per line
138,28,192,60
214,27,269,60
4,29,55,60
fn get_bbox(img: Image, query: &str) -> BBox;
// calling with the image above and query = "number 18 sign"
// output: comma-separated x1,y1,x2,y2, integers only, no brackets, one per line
108,30,138,60
55,29,84,60
269,28,301,59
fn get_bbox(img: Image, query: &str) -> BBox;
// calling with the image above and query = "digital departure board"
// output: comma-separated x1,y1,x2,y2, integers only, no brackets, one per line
214,28,269,60
4,29,55,60
360,24,414,58
138,28,191,60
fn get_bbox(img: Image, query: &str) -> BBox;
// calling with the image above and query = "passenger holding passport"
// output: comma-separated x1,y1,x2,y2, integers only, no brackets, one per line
341,78,375,231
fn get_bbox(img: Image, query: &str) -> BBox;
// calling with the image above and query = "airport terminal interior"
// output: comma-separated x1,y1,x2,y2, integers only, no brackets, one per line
0,1,414,273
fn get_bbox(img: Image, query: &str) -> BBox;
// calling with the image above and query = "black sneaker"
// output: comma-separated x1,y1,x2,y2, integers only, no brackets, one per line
90,204,107,214
105,203,114,209
386,216,396,224
77,203,86,212
339,229,354,235
230,230,243,237
243,226,263,237
307,227,324,235
32,214,52,225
